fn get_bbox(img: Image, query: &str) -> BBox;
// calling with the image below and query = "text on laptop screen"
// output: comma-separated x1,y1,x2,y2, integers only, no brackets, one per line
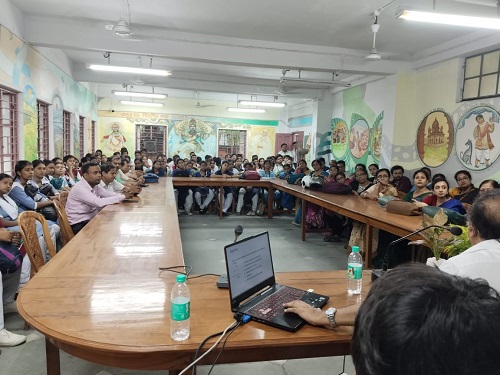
226,232,274,298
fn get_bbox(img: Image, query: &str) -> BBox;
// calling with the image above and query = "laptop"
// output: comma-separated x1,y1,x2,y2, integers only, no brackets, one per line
224,231,329,332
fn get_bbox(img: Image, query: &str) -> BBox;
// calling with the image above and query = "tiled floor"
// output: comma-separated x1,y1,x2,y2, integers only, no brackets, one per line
2,214,354,375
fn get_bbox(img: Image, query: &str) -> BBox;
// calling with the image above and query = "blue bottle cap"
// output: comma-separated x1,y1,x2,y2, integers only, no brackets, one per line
352,246,360,253
177,274,186,282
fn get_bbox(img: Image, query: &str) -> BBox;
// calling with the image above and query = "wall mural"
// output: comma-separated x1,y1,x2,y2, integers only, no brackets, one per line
416,109,454,168
331,118,348,160
170,118,216,159
0,25,97,160
371,112,383,162
100,121,129,154
248,127,275,157
349,114,369,160
455,105,499,171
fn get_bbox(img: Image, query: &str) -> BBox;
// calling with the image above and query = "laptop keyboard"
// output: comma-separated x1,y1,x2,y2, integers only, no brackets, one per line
247,286,306,320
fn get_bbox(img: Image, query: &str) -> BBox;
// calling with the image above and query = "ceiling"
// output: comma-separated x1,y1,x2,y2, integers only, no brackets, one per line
9,0,500,103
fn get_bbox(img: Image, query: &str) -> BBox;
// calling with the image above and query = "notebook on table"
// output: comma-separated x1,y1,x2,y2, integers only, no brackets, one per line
224,231,329,332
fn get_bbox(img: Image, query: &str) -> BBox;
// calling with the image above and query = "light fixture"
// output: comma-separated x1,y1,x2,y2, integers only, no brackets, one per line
120,100,164,107
87,64,171,76
397,9,500,29
239,100,286,108
113,90,167,99
227,107,266,113
113,17,132,36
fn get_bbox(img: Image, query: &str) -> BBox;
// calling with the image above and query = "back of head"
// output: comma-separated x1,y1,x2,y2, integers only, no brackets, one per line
468,189,500,240
352,263,500,375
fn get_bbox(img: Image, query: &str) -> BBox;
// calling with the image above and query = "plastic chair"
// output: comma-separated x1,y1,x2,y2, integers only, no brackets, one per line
53,199,74,246
18,211,57,274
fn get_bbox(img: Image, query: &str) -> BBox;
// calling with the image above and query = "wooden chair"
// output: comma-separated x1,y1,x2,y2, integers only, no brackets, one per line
18,211,57,275
53,199,74,246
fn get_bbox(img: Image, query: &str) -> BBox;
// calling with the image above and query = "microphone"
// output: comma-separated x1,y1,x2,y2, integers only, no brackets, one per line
234,225,243,243
218,225,244,289
371,225,463,281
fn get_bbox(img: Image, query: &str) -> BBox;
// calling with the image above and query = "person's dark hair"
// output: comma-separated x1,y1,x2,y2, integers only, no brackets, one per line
42,159,54,167
318,157,326,164
432,176,449,190
281,143,287,148
311,159,321,167
368,163,378,170
355,163,368,172
390,165,404,174
213,157,221,166
120,147,128,154
111,155,121,162
376,168,391,178
63,155,75,163
243,162,253,169
14,160,32,178
0,173,12,182
337,160,346,167
421,167,432,179
432,173,446,182
100,163,116,174
334,171,346,180
468,189,500,240
32,159,44,169
81,162,99,175
454,169,472,182
479,179,500,190
352,263,500,375
52,157,62,164
413,168,430,180
79,156,91,167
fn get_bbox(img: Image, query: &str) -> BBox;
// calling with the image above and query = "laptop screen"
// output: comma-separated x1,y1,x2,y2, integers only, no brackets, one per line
224,231,275,305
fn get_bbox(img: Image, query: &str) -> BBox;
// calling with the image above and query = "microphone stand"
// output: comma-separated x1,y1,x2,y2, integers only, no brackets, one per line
371,225,461,281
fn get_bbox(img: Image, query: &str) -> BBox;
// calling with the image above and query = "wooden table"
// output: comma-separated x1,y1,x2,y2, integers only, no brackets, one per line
17,178,370,375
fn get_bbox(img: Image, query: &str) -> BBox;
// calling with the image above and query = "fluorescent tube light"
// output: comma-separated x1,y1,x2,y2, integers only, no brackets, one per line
87,64,171,76
113,91,167,99
227,107,266,113
120,100,164,107
397,9,500,29
239,100,286,108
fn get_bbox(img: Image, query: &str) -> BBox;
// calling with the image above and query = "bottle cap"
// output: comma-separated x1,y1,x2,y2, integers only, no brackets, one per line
352,246,360,253
176,274,186,283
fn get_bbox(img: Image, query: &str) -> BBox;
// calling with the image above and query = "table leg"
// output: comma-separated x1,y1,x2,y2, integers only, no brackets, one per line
45,337,61,375
301,199,306,241
219,186,223,220
364,224,373,268
267,186,273,219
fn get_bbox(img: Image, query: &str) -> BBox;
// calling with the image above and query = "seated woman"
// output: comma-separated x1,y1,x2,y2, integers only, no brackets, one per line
192,161,215,214
449,170,479,207
350,168,398,254
258,160,281,208
403,169,432,202
237,162,259,216
479,179,499,194
368,163,378,182
349,168,373,195
415,177,466,214
212,160,238,216
32,160,58,196
8,161,61,257
294,159,310,175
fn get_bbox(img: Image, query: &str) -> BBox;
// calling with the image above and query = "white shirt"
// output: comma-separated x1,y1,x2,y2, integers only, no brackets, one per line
99,179,125,193
440,239,500,292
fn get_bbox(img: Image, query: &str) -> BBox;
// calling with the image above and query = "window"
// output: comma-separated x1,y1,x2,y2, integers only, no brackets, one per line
218,129,246,157
79,116,85,158
90,120,96,153
63,110,71,156
37,100,50,160
463,49,500,100
0,86,19,174
136,125,166,156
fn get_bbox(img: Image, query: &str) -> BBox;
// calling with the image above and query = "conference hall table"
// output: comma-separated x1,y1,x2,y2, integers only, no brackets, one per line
173,176,423,267
17,178,371,375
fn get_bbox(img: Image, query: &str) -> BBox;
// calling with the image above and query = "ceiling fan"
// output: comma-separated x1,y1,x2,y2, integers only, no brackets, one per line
194,91,215,108
105,0,144,41
366,11,382,61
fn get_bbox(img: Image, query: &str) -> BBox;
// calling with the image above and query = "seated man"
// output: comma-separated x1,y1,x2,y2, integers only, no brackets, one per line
390,165,412,193
100,163,129,194
192,161,214,214
66,163,130,234
351,264,500,375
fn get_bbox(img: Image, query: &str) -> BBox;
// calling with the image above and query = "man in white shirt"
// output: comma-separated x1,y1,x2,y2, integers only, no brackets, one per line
440,189,500,291
277,143,293,159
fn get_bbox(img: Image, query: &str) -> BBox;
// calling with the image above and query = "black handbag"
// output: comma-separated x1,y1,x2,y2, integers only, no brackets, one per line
24,184,58,222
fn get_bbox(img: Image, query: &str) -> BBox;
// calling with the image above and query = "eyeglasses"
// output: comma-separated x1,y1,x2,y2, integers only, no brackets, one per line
457,177,469,182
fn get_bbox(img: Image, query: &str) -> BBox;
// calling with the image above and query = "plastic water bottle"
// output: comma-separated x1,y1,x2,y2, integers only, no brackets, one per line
347,246,363,295
170,274,190,341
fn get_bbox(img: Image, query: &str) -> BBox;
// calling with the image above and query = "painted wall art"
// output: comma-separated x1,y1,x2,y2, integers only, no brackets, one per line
170,118,216,159
455,105,500,170
416,110,454,168
331,118,348,160
349,114,369,160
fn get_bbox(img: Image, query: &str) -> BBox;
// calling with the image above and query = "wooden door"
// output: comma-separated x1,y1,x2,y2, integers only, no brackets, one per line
275,133,293,155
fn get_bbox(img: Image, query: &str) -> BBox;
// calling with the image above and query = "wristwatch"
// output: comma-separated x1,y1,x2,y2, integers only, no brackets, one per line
325,307,338,329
